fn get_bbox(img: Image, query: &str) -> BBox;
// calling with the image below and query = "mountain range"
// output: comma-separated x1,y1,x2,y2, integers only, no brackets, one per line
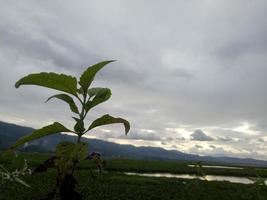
1,121,267,167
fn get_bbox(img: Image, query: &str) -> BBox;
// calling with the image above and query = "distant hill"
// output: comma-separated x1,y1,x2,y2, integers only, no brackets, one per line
1,121,267,167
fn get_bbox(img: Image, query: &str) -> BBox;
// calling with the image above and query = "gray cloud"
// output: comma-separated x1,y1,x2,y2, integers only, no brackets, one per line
177,136,186,141
191,130,214,141
209,145,216,149
96,130,162,142
123,132,161,141
217,136,233,142
258,138,265,142
161,141,168,145
195,144,203,149
1,0,267,159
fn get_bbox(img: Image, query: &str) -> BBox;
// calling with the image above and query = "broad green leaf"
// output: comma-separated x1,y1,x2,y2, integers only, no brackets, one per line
79,60,114,93
77,88,83,94
46,94,79,114
87,87,111,98
10,122,72,150
73,117,85,134
15,72,78,96
85,88,111,112
88,114,130,135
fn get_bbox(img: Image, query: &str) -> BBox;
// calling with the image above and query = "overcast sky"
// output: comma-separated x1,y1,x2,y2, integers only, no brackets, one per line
1,0,267,160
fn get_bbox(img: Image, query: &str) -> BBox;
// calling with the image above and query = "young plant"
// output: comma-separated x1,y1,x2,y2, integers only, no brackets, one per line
9,60,130,199
0,158,31,188
0,154,32,200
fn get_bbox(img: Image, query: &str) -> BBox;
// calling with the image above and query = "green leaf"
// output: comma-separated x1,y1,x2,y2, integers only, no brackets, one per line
46,94,79,114
85,88,111,112
15,72,78,96
73,117,85,134
10,122,72,150
88,114,130,135
79,60,115,93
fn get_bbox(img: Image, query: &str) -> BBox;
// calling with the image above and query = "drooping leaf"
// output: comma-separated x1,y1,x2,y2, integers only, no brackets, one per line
79,60,114,93
46,94,79,114
85,88,111,112
10,122,72,150
15,72,78,96
88,114,130,135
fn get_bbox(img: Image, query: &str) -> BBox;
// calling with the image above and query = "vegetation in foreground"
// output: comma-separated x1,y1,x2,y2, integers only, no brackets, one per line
1,153,267,200
8,60,130,199
1,169,267,200
2,153,267,178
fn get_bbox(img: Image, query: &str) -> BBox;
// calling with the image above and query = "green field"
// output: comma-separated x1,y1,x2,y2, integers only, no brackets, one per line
1,153,267,200
2,152,267,177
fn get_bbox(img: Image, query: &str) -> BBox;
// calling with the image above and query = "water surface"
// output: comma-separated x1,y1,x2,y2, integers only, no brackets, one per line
188,165,243,170
125,172,267,185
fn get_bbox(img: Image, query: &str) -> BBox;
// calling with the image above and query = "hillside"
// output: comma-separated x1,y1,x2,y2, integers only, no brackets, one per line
1,121,267,166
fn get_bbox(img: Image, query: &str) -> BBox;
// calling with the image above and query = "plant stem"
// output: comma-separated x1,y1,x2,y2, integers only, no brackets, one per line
77,135,81,143
80,94,87,120
71,92,87,174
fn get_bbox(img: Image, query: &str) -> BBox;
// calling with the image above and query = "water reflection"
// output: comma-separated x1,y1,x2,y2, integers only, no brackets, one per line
188,165,243,170
125,172,267,185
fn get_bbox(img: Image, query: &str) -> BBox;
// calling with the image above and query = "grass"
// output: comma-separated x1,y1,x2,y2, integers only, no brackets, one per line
1,152,267,200
2,152,266,177
1,169,267,200
102,159,267,178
